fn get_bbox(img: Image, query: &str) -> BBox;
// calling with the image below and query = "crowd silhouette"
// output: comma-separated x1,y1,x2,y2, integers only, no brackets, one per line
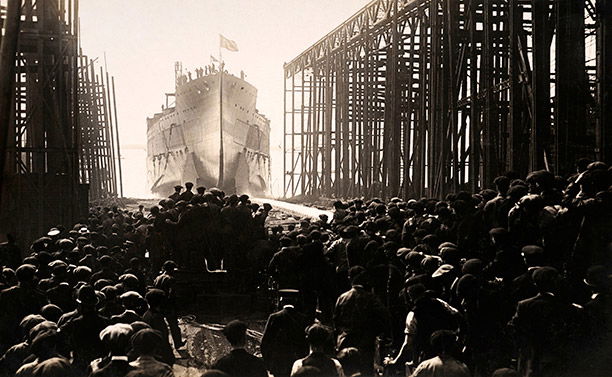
0,161,610,377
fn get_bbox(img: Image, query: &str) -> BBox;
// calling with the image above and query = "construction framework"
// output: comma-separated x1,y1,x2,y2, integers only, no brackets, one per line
0,0,122,246
283,0,610,199
78,54,124,201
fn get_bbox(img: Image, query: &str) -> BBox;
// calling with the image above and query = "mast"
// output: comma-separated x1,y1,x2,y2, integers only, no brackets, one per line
218,63,224,188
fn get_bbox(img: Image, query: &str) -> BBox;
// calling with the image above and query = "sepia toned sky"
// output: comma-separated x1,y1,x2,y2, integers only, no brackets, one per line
79,0,367,197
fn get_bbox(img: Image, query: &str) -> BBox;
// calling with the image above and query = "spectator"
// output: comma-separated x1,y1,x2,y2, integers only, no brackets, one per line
291,324,344,377
410,330,470,377
0,264,47,351
129,329,174,377
509,267,581,377
261,290,309,377
59,284,109,373
333,269,389,375
213,320,267,377
0,163,610,377
90,323,134,377
337,347,362,377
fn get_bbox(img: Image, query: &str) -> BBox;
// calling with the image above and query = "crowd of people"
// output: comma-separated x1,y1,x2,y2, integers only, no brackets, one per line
0,160,609,377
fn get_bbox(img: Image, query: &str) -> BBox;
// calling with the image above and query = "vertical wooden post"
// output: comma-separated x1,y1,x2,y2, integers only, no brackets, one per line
0,0,22,205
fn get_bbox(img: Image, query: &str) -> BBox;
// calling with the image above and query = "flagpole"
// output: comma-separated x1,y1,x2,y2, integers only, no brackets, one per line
218,40,224,188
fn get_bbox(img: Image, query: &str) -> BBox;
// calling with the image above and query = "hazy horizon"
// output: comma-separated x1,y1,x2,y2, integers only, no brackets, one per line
79,0,367,198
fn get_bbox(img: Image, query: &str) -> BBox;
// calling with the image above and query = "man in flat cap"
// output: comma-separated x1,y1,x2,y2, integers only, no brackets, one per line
179,182,195,202
153,260,183,349
0,233,21,270
578,265,612,377
483,176,511,229
31,357,77,377
508,266,581,377
15,330,64,377
334,269,390,375
386,282,460,368
129,328,175,377
291,324,344,377
169,185,182,202
0,264,47,352
196,186,206,197
111,291,144,324
511,245,546,303
60,285,110,372
261,290,309,377
409,330,470,377
213,320,268,377
90,323,134,377
268,237,302,290
0,314,45,375
141,288,176,366
326,225,361,293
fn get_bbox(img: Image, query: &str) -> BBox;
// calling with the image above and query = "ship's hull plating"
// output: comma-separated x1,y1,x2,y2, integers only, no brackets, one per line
147,72,270,196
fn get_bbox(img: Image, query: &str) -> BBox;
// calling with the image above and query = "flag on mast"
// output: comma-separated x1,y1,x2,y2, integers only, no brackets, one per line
219,34,239,52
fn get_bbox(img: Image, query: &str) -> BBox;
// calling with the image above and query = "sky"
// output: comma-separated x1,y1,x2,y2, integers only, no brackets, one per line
79,0,367,198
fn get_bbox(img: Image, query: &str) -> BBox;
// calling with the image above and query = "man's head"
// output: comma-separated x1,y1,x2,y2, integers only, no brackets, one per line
16,264,37,286
278,289,299,308
489,228,510,246
493,176,510,196
174,185,182,193
584,265,611,293
30,329,59,358
19,314,45,340
521,245,545,267
406,283,426,303
507,184,528,201
120,291,144,311
532,266,560,294
222,320,248,348
526,170,555,194
340,225,359,239
76,284,99,311
145,288,166,310
131,328,164,357
100,323,133,356
305,324,332,350
41,304,63,323
349,266,368,287
337,347,361,376
185,182,194,190
162,260,177,273
430,330,458,356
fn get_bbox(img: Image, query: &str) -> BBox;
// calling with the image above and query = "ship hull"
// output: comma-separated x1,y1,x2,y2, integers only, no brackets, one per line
147,71,270,196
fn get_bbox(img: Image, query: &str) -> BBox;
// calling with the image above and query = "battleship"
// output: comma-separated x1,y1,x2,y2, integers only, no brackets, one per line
147,62,270,196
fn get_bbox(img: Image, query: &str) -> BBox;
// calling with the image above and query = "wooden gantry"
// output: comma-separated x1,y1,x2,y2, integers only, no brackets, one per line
283,0,610,199
0,0,123,246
